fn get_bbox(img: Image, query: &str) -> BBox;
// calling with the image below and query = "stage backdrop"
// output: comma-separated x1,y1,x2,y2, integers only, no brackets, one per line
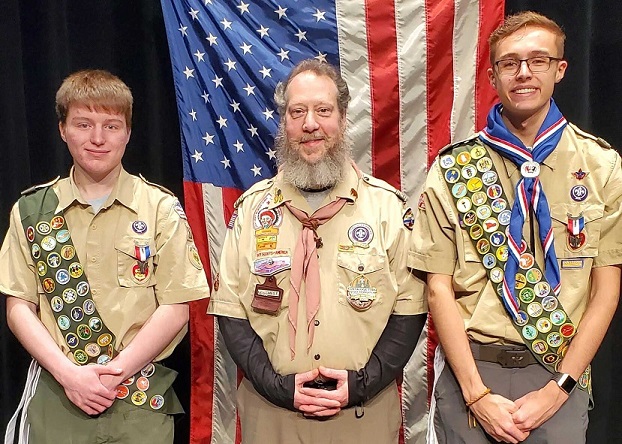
1,1,621,443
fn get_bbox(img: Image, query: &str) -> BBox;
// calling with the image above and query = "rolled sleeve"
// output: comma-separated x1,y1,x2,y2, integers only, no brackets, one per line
594,151,622,267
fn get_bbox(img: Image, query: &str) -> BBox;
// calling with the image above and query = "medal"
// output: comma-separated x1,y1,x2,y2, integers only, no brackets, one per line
346,275,377,311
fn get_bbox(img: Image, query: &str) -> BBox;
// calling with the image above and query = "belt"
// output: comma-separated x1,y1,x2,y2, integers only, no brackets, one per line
470,342,539,368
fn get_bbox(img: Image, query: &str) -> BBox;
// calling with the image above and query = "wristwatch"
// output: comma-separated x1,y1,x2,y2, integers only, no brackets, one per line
552,372,577,395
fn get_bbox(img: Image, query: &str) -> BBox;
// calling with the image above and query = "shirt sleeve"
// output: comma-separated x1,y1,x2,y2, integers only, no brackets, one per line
594,150,622,267
0,202,40,303
408,161,459,275
152,197,210,305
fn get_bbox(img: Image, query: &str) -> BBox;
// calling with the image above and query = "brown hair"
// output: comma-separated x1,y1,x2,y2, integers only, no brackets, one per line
274,59,350,118
489,11,565,63
55,69,133,128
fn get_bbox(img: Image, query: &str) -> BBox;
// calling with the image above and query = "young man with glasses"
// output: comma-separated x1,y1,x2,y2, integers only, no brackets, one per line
409,11,622,443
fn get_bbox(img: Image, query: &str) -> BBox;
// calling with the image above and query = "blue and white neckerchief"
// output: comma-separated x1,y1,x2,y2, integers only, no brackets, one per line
478,100,567,320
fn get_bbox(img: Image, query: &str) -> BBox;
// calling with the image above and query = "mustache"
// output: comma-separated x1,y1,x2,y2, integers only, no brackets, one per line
297,132,326,143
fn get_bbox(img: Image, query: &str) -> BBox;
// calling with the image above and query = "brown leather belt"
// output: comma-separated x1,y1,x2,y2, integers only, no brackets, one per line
470,342,539,368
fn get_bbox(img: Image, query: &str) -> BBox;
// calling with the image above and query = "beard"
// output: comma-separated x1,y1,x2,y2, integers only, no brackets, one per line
275,123,351,190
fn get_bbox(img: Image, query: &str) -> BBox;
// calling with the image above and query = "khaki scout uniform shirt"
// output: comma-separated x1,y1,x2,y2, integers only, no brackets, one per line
209,164,426,442
409,125,622,345
0,168,209,361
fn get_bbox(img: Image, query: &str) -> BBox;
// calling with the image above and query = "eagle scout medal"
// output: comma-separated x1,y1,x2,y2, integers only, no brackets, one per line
346,275,377,311
348,223,373,248
251,275,283,315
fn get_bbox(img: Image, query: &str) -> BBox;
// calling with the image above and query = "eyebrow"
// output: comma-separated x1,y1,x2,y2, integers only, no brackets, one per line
497,50,553,59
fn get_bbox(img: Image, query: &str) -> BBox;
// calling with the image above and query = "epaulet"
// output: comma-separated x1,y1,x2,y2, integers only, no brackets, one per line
361,173,408,203
233,178,275,209
567,123,612,149
139,174,176,197
437,133,481,157
20,176,60,196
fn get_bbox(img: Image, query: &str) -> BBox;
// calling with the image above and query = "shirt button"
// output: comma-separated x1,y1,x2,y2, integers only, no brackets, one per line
314,354,320,360
91,257,96,262
358,265,364,272
91,224,97,230
314,320,320,326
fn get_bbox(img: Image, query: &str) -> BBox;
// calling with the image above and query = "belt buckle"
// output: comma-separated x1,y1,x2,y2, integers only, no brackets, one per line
497,349,530,368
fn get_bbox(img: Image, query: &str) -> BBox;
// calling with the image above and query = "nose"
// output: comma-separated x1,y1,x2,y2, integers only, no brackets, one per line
302,112,319,132
516,60,532,78
90,125,105,145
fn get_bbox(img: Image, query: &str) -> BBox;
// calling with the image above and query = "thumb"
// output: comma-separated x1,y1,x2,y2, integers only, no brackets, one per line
318,366,338,379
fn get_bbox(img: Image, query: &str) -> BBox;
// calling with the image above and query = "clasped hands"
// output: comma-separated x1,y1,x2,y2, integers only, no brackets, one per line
294,366,348,418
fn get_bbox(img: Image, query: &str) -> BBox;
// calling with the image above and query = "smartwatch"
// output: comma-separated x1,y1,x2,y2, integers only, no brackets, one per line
552,372,577,395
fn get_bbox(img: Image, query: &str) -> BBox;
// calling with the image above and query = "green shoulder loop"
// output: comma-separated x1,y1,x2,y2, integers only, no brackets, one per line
20,176,60,196
360,173,408,203
139,174,176,196
233,178,274,209
436,134,481,158
567,123,612,149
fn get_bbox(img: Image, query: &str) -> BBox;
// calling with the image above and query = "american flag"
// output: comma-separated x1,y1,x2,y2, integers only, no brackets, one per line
160,0,503,442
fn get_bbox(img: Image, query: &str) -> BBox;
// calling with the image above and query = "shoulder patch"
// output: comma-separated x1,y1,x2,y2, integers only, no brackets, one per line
139,174,176,196
233,179,274,209
568,123,612,149
21,176,61,196
361,174,408,203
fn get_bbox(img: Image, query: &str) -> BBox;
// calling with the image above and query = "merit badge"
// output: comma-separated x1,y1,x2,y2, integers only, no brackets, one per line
123,376,135,386
476,205,492,220
526,268,542,284
70,307,84,322
253,250,291,276
483,218,499,233
560,323,576,338
348,223,374,248
491,198,507,213
519,288,535,303
452,183,467,198
578,369,590,389
476,157,493,173
482,171,498,186
56,229,70,243
36,221,52,235
74,350,89,365
89,317,102,332
534,281,551,297
570,185,588,202
173,201,187,220
498,210,512,226
47,252,61,268
141,363,156,378
440,155,456,168
456,151,471,166
132,391,147,406
489,231,506,247
486,184,503,199
519,253,535,270
57,315,70,331
61,245,75,260
77,324,92,341
69,262,84,279
490,267,504,284
471,145,486,159
56,269,70,285
482,253,496,269
50,216,65,230
42,278,55,293
97,333,113,347
445,168,460,184
571,168,589,180
461,165,477,179
456,197,471,213
522,325,538,340
496,245,508,262
543,353,559,364
85,343,101,358
116,385,129,400
83,299,96,315
532,340,548,355
527,302,543,318
26,226,35,242
188,244,203,270
76,281,90,297
536,318,552,333
469,225,483,240
37,261,47,276
251,275,284,315
463,211,477,226
515,274,527,290
520,161,540,178
466,177,483,192
51,296,63,312
31,243,41,259
62,288,77,304
65,333,79,348
513,311,528,326
550,310,567,326
476,239,490,255
542,296,558,312
40,236,56,252
132,220,148,234
402,208,415,230
136,376,150,391
346,275,378,311
150,395,165,410
471,192,487,207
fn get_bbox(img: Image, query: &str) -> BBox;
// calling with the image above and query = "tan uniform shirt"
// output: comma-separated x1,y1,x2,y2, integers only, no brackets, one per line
409,125,622,345
209,164,426,441
0,169,209,361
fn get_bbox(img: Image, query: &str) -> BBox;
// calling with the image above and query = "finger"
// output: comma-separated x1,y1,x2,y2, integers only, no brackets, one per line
308,408,341,417
94,365,123,376
296,393,341,408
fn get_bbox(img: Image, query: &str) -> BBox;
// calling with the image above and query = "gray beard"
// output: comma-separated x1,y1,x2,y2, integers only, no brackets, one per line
275,125,351,190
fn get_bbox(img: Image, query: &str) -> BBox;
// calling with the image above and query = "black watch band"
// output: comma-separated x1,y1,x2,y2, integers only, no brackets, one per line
552,372,577,395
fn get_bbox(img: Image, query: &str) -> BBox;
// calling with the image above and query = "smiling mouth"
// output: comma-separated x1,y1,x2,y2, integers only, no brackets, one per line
514,88,537,94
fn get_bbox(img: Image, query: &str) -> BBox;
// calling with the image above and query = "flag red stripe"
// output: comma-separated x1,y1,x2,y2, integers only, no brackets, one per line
222,187,243,225
425,0,455,166
365,0,401,189
185,181,215,443
475,0,505,130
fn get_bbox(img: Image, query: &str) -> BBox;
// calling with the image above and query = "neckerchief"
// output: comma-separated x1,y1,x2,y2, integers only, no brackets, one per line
478,100,567,320
284,198,348,359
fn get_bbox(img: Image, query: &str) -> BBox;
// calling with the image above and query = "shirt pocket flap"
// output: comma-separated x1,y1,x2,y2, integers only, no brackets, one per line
115,238,156,287
337,251,386,274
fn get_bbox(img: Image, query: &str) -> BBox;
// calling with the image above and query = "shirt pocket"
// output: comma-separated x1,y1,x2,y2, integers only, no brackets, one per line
337,250,387,309
115,238,157,287
550,203,604,258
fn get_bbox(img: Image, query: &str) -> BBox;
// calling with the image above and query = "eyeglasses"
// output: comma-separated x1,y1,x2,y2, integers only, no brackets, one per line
494,56,562,76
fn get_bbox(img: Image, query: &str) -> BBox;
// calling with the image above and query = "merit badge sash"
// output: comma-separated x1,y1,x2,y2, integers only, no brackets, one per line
439,142,590,391
19,186,182,413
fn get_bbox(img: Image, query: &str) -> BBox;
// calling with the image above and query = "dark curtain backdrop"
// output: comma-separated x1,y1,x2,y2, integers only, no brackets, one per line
0,1,620,442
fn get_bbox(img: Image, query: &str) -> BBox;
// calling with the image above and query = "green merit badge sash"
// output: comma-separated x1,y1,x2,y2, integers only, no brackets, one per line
19,185,183,413
439,141,590,392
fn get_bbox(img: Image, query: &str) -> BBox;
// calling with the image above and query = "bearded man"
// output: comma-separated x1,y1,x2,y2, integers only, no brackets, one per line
207,59,426,444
